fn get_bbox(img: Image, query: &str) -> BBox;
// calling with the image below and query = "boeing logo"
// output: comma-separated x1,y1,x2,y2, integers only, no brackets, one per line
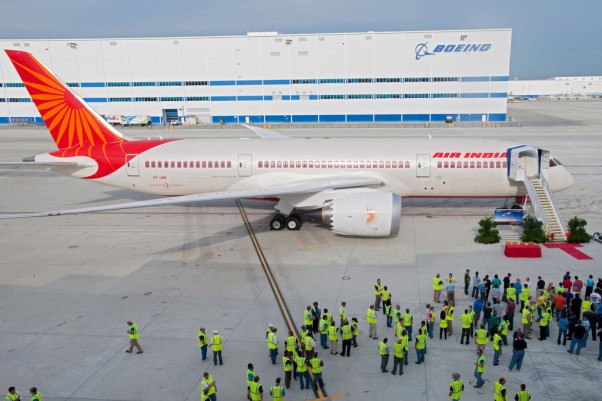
415,43,492,60
414,43,434,60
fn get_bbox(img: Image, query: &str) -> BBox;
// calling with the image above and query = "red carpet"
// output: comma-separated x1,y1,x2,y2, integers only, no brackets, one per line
543,243,593,260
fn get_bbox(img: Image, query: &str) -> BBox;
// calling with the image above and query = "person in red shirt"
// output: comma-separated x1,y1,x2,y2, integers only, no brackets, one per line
563,277,572,292
572,276,583,296
554,294,567,321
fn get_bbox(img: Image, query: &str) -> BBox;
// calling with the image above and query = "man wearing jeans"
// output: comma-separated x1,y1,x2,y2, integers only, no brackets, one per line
557,315,568,346
473,349,486,388
507,334,527,372
567,320,586,355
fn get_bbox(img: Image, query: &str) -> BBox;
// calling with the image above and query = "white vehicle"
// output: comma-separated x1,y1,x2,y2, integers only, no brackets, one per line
0,50,575,238
105,115,125,125
123,115,151,126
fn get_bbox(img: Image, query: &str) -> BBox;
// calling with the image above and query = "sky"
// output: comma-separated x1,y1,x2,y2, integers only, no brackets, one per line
0,0,600,79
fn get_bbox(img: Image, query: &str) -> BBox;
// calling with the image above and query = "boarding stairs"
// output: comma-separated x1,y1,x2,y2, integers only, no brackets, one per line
523,176,567,242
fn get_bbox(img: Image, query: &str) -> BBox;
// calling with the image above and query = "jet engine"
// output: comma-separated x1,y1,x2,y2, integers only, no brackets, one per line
321,189,401,237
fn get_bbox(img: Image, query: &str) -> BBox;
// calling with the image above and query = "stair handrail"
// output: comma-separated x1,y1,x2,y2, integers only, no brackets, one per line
540,175,568,238
523,177,549,229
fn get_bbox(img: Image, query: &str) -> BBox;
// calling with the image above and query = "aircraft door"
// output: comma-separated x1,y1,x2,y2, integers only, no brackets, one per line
238,154,252,177
416,154,431,178
126,154,140,177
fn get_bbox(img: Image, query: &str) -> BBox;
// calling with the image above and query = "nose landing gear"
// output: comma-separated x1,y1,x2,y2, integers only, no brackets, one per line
270,213,302,231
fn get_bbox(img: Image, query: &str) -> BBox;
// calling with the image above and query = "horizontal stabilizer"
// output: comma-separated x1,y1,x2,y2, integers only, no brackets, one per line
0,161,94,170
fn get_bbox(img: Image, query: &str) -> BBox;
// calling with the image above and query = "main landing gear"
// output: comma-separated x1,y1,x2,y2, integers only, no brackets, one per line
270,213,302,231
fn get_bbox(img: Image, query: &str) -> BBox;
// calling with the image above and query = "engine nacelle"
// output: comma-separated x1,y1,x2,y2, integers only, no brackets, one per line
322,189,401,237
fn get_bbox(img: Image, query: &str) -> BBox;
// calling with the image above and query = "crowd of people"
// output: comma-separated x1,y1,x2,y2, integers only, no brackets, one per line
192,269,601,400
13,271,597,400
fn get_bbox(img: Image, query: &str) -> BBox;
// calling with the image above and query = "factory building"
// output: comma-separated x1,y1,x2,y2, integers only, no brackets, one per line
0,29,512,125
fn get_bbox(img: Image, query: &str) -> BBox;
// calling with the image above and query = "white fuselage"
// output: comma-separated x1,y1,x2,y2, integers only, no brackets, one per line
70,137,572,201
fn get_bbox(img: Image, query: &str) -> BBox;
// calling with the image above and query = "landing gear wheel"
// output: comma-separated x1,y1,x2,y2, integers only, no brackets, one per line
285,215,302,231
270,214,286,231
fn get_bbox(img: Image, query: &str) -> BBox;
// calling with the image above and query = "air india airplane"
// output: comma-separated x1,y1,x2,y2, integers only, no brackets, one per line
0,50,574,237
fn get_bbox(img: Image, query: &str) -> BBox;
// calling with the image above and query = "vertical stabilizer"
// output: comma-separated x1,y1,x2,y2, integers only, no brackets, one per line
5,50,128,149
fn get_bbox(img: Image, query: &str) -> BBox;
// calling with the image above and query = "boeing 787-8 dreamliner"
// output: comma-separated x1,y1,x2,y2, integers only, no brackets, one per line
0,50,574,237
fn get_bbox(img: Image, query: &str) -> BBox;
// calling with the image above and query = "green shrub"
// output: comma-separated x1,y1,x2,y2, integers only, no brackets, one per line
567,216,591,243
475,217,501,244
521,218,547,243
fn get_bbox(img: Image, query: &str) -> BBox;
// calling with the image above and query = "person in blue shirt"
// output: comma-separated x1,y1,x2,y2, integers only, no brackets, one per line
557,315,568,346
473,299,483,325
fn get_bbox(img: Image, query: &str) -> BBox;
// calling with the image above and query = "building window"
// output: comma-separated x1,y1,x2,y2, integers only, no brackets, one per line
292,79,317,84
133,82,156,87
158,81,182,86
404,77,429,83
186,96,209,101
107,82,130,87
347,78,372,83
185,81,208,86
134,97,157,102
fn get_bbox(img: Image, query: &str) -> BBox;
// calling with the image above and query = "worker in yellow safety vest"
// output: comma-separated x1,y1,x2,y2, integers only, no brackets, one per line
448,373,464,400
319,314,330,349
29,387,41,401
520,284,530,311
126,320,143,354
521,306,533,339
433,273,444,303
475,324,489,352
310,352,325,390
282,351,293,389
200,372,217,401
374,278,383,311
367,304,378,339
328,320,339,355
303,306,313,328
269,378,286,401
381,286,392,316
460,309,472,345
391,338,404,375
198,327,209,361
339,302,347,326
473,349,486,388
403,309,413,341
4,387,19,401
514,383,531,401
267,327,279,364
446,304,455,336
493,377,507,401
249,376,263,401
210,330,224,365
247,363,256,398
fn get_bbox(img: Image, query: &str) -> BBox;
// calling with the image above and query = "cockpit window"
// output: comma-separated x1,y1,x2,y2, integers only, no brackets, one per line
549,158,563,167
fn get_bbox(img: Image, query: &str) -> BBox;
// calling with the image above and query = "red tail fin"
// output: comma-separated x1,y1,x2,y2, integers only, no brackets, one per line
5,50,127,150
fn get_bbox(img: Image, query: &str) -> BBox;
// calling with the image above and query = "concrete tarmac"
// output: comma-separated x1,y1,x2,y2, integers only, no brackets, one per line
1,99,601,401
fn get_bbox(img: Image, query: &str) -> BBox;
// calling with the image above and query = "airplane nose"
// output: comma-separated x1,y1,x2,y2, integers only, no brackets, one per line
565,168,575,188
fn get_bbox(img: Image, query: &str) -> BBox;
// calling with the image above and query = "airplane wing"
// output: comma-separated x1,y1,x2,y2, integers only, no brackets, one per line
0,176,382,218
241,124,290,139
